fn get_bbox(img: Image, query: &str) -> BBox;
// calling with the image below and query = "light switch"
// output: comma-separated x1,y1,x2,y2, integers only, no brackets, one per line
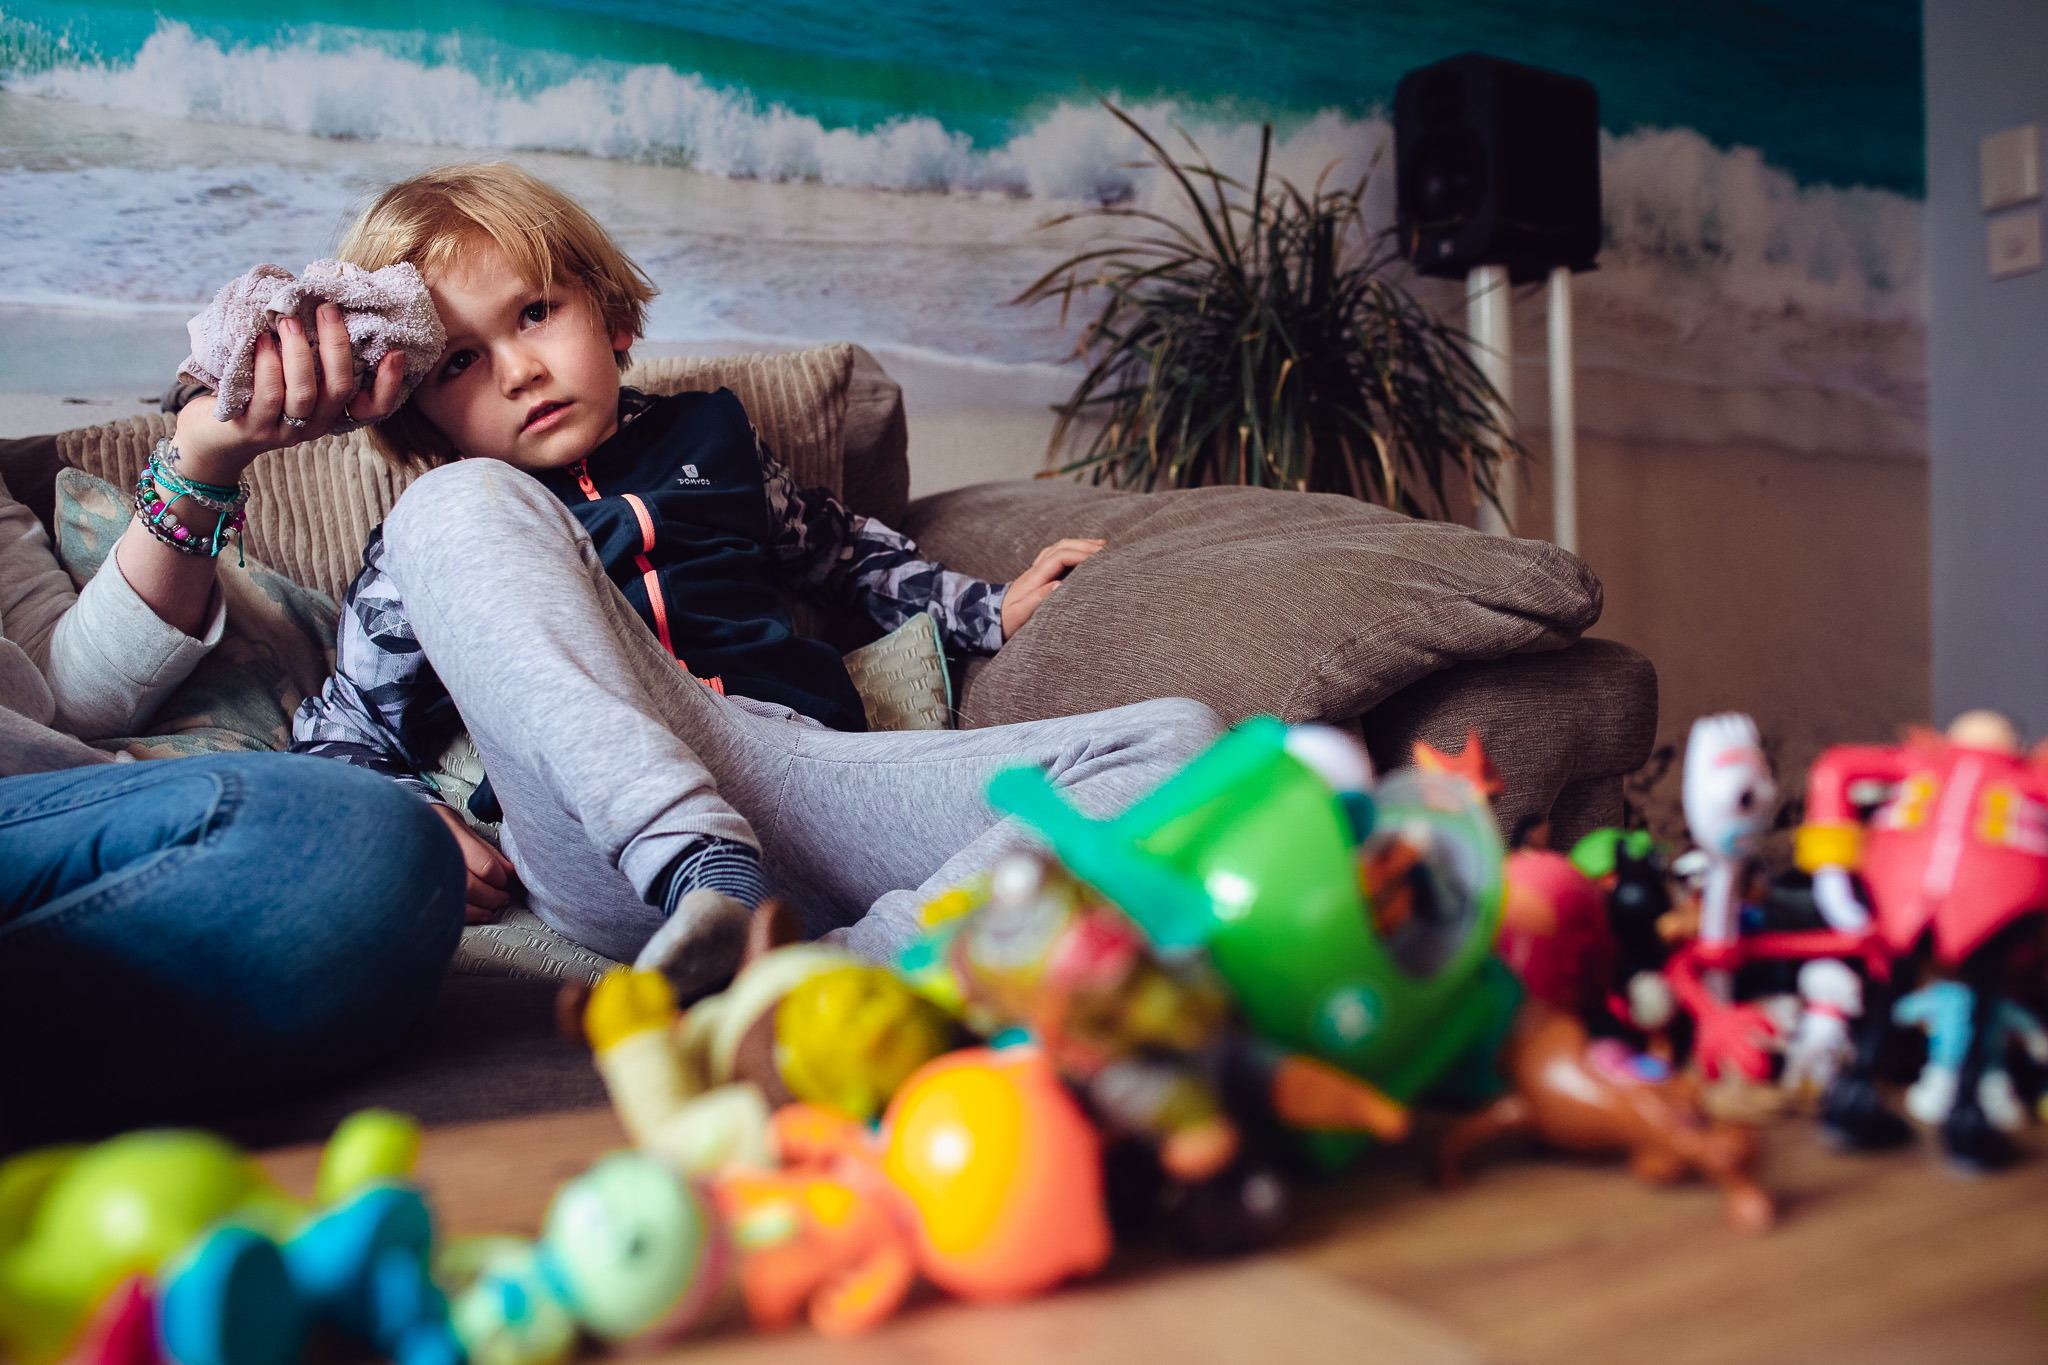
1981,125,2042,211
1989,208,2044,279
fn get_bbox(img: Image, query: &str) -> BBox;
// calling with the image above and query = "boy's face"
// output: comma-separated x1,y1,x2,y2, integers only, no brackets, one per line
413,238,634,471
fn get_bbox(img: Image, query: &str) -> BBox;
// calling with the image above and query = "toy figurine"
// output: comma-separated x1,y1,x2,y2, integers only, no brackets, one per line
878,1045,1112,1301
985,718,1521,1170
1680,708,2048,1169
1780,960,1862,1100
1890,980,2048,1131
1681,713,1778,998
1498,847,1615,1018
1439,998,1775,1233
158,1183,461,1365
706,1105,916,1338
579,907,956,1174
898,853,1411,1185
0,1133,303,1365
441,1152,727,1365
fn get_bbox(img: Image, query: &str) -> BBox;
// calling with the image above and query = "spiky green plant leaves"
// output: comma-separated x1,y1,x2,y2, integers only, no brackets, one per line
1016,102,1521,521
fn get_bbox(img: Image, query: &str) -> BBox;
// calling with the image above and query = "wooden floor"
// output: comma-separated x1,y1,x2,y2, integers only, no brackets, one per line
257,1108,2048,1365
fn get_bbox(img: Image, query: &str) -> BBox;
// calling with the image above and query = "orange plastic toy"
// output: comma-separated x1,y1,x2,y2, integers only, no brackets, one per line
880,1046,1110,1302
709,1108,915,1339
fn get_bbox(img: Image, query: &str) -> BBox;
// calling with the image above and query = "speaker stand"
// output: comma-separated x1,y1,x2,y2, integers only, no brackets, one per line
1548,265,1578,556
1466,264,1514,535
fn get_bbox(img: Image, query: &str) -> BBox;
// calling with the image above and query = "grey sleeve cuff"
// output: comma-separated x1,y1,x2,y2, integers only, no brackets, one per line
45,549,225,740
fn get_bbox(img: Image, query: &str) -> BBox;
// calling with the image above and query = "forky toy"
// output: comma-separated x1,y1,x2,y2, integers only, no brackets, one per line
1665,709,2048,1171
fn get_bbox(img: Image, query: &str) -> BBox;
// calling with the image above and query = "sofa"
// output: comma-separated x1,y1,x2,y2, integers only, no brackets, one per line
0,342,1656,1142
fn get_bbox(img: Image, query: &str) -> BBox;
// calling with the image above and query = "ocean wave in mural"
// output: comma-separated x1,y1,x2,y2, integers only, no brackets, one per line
0,1,1924,416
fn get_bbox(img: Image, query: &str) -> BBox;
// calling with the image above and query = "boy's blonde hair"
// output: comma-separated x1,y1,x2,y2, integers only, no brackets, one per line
338,161,657,468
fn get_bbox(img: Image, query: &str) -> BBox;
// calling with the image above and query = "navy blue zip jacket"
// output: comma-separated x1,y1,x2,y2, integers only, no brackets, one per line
534,387,870,733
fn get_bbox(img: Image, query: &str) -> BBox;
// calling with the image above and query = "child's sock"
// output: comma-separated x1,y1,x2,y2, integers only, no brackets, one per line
635,837,766,1001
651,836,767,917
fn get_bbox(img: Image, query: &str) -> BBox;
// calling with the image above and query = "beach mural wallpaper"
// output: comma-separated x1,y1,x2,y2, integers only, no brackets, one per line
1,1,1927,828
0,0,1922,393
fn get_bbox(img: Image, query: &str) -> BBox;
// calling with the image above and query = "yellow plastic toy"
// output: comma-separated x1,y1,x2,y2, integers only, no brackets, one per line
880,1045,1111,1302
584,908,955,1173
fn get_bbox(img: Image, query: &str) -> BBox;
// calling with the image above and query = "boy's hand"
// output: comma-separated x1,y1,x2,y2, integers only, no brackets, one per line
434,803,516,924
1001,538,1105,640
172,304,408,487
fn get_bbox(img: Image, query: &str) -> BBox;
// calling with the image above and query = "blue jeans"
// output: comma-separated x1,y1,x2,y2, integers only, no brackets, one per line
0,752,464,1145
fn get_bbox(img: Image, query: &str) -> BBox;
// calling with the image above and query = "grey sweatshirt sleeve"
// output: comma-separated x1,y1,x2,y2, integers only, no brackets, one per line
0,471,222,741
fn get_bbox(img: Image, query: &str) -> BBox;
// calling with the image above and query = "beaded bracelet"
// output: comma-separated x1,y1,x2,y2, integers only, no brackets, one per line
136,437,249,563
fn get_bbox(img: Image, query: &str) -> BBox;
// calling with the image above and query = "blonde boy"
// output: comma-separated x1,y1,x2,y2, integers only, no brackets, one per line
267,163,1218,988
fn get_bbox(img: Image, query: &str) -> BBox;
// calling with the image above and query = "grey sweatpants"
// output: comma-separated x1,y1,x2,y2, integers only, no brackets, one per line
378,459,1223,963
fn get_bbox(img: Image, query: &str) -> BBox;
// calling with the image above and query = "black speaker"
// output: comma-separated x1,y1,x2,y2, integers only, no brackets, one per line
1395,53,1601,283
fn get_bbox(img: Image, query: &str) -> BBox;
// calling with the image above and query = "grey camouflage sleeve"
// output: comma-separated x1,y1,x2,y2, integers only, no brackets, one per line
289,526,462,803
758,433,1007,655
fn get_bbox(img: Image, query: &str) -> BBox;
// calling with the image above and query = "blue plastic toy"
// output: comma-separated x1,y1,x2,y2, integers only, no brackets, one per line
158,1184,458,1365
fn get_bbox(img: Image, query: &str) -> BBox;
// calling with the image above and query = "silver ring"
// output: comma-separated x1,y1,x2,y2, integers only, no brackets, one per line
343,398,360,424
280,413,308,429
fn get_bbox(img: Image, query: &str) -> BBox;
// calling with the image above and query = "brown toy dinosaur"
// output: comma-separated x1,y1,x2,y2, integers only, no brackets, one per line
1438,998,1775,1233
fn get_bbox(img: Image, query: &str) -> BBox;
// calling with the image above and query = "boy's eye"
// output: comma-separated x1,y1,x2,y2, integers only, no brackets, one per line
441,349,477,380
521,300,552,326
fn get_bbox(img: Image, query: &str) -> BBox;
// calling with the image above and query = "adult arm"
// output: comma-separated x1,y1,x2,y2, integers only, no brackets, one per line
19,308,405,738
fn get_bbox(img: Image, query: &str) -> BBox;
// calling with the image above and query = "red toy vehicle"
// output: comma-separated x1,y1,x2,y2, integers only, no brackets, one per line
1667,711,2048,1169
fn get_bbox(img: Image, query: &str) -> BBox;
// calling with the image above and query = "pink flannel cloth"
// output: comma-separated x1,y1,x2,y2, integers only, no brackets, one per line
178,259,446,432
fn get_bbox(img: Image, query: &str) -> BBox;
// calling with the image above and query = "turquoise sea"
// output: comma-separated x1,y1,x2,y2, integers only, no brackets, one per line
0,0,1926,373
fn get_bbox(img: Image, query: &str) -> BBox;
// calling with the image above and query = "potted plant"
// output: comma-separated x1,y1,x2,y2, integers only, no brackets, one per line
1016,102,1522,522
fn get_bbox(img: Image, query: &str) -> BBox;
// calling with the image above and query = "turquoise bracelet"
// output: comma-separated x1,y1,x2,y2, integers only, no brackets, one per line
136,438,249,563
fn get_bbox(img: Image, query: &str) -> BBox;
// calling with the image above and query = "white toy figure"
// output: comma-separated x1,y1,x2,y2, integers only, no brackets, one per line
1892,981,2048,1132
1681,714,1779,999
1781,960,1862,1098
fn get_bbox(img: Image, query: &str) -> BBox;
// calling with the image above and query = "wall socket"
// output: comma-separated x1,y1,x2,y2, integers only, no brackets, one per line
1990,208,2045,279
1981,124,2042,212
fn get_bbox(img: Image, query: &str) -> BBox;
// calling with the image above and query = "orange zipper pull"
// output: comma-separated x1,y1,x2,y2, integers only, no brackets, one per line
575,458,601,502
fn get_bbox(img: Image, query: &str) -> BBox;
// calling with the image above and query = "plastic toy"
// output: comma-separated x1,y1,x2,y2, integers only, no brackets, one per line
442,1151,726,1365
1498,848,1615,1017
1890,981,2048,1131
1780,960,1862,1100
1439,998,1775,1233
706,1105,916,1338
985,718,1520,1159
880,1045,1111,1301
0,1131,301,1365
583,964,779,1175
1667,709,2048,1168
1681,713,1778,996
898,853,1410,1183
581,916,956,1172
158,1183,460,1365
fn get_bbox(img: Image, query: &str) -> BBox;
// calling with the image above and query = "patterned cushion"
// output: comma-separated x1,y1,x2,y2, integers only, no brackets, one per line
840,611,952,731
53,468,339,757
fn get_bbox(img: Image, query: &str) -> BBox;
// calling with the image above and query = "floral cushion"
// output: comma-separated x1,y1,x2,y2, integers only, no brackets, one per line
52,467,338,757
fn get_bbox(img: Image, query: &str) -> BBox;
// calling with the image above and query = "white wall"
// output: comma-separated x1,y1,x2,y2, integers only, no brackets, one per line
1926,0,2048,729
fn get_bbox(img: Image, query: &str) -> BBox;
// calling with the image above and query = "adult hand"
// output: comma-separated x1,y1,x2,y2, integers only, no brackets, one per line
434,803,516,924
1000,537,1105,641
172,303,408,486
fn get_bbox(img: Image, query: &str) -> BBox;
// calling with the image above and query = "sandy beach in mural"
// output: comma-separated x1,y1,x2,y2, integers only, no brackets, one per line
0,68,1930,837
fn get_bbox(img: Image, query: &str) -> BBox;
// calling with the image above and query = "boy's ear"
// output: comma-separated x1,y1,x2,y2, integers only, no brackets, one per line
611,325,634,354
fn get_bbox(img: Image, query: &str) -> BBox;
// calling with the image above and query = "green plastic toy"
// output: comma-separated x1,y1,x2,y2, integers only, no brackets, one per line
0,1109,424,1365
0,1131,298,1364
986,718,1521,1146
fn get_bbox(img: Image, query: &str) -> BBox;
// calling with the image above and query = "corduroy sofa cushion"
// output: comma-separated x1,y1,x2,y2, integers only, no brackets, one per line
53,343,893,606
899,479,1604,729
